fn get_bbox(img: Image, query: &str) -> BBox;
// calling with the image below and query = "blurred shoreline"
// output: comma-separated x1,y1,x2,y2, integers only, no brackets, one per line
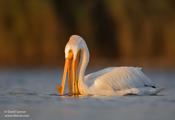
0,58,174,69
0,0,175,69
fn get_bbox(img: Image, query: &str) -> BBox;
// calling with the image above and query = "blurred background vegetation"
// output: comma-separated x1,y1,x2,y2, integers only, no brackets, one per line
0,0,175,68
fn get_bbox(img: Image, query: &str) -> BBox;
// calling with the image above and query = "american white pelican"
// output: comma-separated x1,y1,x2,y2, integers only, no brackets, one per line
57,35,161,96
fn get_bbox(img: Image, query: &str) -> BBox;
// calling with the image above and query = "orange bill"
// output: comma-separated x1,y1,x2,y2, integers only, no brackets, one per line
57,51,73,96
72,50,81,95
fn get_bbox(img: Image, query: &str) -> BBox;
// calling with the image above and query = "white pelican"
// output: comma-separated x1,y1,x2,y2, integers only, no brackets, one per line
57,35,161,96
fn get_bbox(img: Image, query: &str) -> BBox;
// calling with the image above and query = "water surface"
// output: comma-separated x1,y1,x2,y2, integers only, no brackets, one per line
0,69,175,120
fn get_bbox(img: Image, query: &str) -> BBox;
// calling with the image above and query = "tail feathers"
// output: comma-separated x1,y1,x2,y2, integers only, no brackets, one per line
151,87,164,95
126,87,165,96
115,87,164,96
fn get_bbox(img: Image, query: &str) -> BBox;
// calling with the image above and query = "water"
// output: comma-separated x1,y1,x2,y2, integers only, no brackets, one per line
0,69,175,120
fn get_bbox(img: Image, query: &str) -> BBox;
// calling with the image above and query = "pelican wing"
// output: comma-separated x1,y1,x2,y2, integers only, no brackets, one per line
84,67,115,87
87,67,156,95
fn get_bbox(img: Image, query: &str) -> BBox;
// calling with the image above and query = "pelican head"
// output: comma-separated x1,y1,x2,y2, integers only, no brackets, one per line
57,35,85,96
65,35,84,60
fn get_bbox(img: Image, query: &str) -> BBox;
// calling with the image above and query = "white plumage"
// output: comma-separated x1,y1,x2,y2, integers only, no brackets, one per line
85,67,158,96
58,35,161,96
